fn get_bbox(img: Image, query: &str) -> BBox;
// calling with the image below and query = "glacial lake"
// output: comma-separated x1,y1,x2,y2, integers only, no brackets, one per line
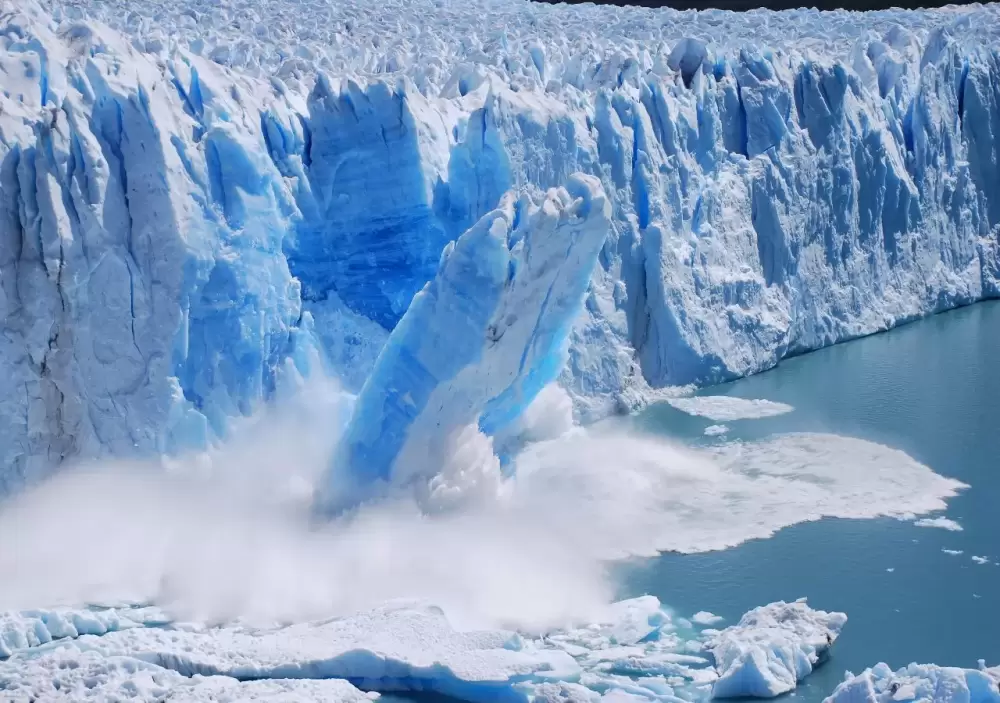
624,300,1000,700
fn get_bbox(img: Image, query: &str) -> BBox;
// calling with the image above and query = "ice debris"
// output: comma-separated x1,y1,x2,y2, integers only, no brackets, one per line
824,662,1000,703
913,516,963,531
667,398,794,422
706,599,846,699
0,597,859,702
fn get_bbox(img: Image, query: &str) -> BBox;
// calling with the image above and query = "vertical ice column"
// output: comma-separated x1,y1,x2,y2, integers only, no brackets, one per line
315,174,610,515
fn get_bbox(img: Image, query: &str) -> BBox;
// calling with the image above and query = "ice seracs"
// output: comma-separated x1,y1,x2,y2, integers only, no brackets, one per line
2,0,1000,488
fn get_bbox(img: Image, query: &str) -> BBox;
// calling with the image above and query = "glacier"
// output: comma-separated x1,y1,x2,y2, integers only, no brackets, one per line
1,0,999,699
1,0,999,489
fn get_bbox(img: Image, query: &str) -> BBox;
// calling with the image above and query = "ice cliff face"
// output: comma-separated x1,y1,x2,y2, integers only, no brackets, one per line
1,0,999,493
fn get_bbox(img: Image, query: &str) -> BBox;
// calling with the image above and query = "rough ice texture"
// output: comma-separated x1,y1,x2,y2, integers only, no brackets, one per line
0,598,730,703
824,662,1000,703
0,599,887,703
706,599,846,699
2,0,1000,490
0,648,378,702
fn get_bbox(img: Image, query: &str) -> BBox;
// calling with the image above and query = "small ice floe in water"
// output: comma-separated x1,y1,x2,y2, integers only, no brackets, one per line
666,396,794,422
886,568,895,573
692,611,725,626
826,661,1000,703
914,516,963,531
706,599,845,699
972,556,991,565
942,549,964,556
704,424,730,437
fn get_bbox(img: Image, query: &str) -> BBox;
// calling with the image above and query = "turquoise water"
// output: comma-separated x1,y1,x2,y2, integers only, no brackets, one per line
623,301,1000,700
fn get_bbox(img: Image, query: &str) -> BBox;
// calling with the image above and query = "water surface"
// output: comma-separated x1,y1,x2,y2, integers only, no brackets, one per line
624,301,1000,699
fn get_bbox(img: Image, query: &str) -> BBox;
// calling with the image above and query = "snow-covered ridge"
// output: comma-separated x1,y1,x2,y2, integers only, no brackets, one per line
1,0,999,488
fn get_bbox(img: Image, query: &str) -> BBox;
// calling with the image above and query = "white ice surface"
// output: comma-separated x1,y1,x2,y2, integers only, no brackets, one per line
824,662,1000,703
692,612,725,626
2,596,850,703
913,516,963,531
666,398,794,422
703,425,730,437
707,599,846,699
0,597,721,703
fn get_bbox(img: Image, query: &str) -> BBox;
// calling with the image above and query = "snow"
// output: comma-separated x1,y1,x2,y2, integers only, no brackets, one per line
913,516,964,531
666,397,794,422
707,599,846,699
2,0,999,488
824,662,1000,703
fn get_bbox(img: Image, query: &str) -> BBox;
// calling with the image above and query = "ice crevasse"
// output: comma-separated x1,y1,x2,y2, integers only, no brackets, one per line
0,0,999,492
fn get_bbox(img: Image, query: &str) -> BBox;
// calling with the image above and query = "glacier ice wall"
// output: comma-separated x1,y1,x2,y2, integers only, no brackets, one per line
317,175,609,511
1,0,999,492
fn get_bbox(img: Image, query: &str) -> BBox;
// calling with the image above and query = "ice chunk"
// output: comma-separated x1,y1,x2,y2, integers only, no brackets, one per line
942,549,964,556
0,648,377,702
318,176,610,511
666,397,794,422
707,599,846,699
824,662,1000,703
972,556,991,565
913,516,963,531
692,612,725,627
703,425,730,437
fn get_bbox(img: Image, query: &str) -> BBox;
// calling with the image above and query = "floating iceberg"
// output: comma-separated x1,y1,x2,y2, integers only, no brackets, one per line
707,599,846,699
913,516,963,531
825,662,1000,703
